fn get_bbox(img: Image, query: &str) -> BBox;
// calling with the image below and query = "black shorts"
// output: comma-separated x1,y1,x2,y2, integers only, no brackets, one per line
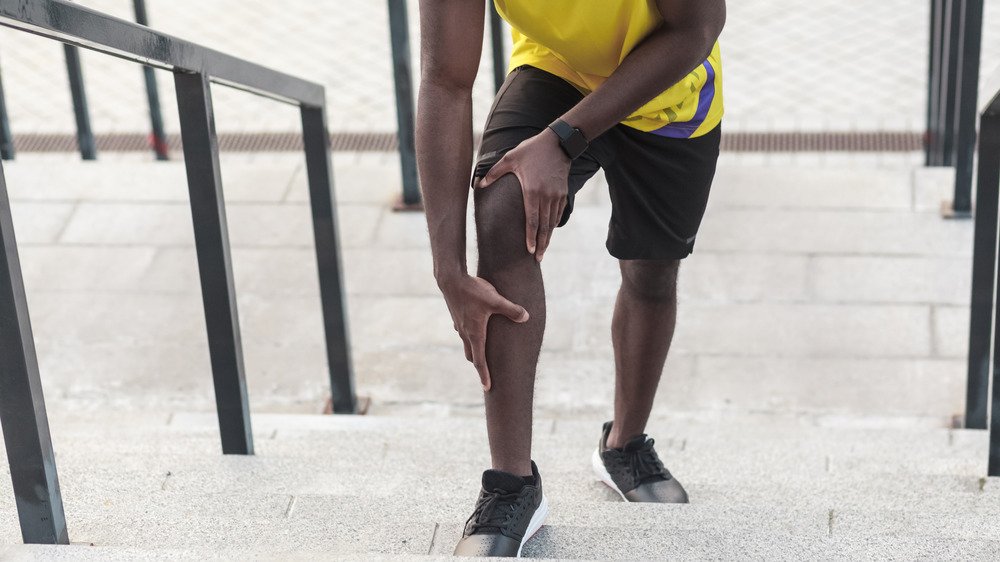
473,65,721,260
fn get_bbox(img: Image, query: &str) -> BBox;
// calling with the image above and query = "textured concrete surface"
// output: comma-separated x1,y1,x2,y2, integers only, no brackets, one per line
1,545,581,562
1,412,998,558
2,154,975,422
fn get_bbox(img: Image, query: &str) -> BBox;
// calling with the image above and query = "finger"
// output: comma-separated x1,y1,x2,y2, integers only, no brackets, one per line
523,192,540,255
535,201,553,262
537,199,563,262
470,332,491,392
551,197,566,231
479,155,512,188
492,294,530,323
462,334,473,363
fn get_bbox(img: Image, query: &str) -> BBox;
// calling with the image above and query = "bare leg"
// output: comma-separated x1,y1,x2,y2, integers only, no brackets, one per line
606,259,680,449
474,175,546,477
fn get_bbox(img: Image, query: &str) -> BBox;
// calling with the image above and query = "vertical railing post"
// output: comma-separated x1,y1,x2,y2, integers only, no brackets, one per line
132,0,169,160
0,54,14,160
926,0,945,165
489,3,506,94
386,0,421,208
966,110,1000,429
949,0,984,216
0,160,69,544
63,45,96,160
978,110,1000,474
940,0,962,166
301,103,357,414
174,72,253,455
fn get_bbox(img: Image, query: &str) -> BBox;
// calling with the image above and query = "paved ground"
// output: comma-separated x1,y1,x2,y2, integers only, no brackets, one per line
1,151,973,424
2,411,999,559
0,0,998,136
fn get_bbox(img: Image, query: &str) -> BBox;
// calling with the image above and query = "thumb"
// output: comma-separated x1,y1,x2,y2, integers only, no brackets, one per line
479,155,513,188
493,296,530,323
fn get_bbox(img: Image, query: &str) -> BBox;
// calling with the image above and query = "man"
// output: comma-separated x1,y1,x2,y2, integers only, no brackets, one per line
415,0,726,556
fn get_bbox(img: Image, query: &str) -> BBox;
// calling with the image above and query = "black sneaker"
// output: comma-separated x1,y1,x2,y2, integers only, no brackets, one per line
453,461,548,557
592,421,688,503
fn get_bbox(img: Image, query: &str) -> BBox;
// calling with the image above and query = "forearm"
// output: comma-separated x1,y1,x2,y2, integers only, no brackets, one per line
416,80,475,285
562,23,721,140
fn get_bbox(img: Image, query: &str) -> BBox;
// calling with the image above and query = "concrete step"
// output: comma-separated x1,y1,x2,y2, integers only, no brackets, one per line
0,545,538,562
4,412,991,485
21,411,989,475
3,412,998,559
4,514,1000,561
17,455,993,511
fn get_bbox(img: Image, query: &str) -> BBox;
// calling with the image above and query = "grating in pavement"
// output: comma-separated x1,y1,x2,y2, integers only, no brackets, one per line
2,131,923,154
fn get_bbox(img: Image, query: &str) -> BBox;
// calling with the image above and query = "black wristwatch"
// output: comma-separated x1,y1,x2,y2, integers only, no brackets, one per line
548,119,589,160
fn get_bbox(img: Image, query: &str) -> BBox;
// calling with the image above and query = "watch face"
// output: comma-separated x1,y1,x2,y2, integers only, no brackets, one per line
564,130,589,159
549,120,589,159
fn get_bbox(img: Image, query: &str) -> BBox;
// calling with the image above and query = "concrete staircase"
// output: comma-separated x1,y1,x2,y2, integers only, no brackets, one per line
1,410,998,560
0,154,986,559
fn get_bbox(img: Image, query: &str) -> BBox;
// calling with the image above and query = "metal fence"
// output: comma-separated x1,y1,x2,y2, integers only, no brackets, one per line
0,0,356,544
926,0,985,217
0,0,169,161
0,0,506,209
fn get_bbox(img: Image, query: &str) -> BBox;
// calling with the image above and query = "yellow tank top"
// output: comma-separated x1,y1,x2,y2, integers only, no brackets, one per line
494,0,723,139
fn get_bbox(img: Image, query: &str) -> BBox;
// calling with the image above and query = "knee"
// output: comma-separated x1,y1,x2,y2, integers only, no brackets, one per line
475,175,530,272
620,259,680,302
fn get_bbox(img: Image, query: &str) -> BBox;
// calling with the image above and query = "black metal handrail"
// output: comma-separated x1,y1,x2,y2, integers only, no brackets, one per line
0,0,356,545
966,65,1000,475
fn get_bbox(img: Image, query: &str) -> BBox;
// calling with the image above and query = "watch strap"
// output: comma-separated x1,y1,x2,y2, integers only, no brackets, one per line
548,119,589,160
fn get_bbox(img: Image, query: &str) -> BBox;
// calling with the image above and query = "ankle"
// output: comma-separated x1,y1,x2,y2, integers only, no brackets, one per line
605,429,626,450
491,461,533,479
606,425,643,450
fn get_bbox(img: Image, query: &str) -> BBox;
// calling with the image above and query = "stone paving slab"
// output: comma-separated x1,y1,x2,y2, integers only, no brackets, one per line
6,539,1000,562
521,526,1000,561
695,208,973,257
638,302,932,358
934,305,972,359
710,166,914,210
1,546,559,562
688,356,966,417
812,255,971,305
4,413,991,485
10,408,976,452
3,159,298,204
5,436,989,499
3,546,579,562
59,515,437,556
9,201,77,244
4,407,973,455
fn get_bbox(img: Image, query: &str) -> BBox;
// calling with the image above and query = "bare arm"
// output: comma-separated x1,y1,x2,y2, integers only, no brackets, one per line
416,0,484,284
563,0,727,140
417,0,528,391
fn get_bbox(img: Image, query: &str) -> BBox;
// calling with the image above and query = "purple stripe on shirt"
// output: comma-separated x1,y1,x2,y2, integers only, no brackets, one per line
649,60,716,139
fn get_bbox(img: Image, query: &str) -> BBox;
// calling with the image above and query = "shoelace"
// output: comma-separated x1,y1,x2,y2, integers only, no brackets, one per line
465,489,523,533
625,439,667,484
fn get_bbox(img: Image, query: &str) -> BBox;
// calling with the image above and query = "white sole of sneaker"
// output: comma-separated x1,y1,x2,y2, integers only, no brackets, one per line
591,448,629,502
516,494,549,558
